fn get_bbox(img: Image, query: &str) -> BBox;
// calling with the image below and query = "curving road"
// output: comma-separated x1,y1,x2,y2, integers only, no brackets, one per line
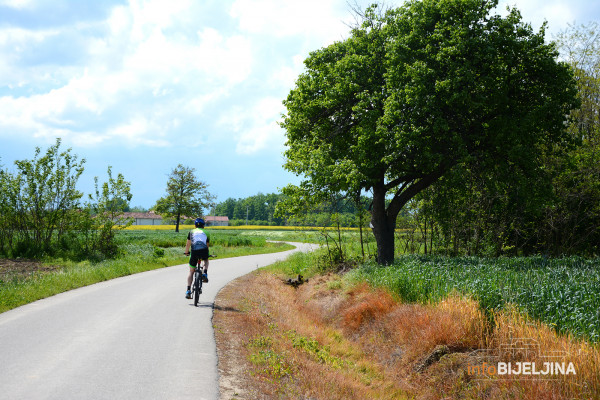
0,242,315,400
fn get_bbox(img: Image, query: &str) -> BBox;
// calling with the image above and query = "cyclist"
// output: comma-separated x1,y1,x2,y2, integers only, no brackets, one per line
184,217,210,299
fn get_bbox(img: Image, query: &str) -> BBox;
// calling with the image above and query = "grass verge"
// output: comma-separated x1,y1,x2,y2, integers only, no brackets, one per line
214,250,600,399
214,271,409,399
0,241,293,314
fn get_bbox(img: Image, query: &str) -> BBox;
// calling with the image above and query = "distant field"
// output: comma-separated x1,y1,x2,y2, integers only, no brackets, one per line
124,225,382,247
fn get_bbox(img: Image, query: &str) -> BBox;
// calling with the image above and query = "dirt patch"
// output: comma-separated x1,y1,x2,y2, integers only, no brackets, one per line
213,271,409,399
213,273,263,400
0,258,62,281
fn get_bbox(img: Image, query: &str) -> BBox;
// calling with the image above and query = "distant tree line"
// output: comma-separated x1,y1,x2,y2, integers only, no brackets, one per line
214,193,372,227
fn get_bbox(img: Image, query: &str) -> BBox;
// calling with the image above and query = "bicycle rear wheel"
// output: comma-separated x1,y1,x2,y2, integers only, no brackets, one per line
193,272,201,306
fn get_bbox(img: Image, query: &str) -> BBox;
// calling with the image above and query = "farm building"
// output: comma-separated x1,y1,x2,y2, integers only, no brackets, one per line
204,216,229,226
119,213,229,226
122,211,163,225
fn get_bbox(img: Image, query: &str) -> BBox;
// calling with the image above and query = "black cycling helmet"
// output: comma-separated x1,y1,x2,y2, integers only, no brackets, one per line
194,218,205,227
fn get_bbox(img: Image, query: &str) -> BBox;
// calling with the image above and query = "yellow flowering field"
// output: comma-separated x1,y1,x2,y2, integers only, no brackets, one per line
125,225,363,232
124,224,196,231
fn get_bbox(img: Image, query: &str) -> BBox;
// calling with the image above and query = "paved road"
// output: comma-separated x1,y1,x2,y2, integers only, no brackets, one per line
0,242,315,400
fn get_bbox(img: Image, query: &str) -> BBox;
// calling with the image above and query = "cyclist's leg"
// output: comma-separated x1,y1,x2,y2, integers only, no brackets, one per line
187,251,200,296
200,257,209,283
187,266,195,286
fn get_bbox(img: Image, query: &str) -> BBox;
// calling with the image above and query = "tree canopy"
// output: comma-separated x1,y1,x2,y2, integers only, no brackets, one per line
153,164,214,232
280,0,579,264
0,140,133,259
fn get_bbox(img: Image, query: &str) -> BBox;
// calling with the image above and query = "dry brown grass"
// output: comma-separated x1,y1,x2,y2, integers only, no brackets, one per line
485,307,600,399
214,271,600,400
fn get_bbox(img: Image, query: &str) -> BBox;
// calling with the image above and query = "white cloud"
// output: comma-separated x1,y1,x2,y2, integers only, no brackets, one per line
106,115,171,147
230,0,348,42
497,0,585,34
542,2,576,22
0,0,35,9
4,0,592,157
192,28,254,85
0,0,257,148
218,97,286,155
128,0,193,41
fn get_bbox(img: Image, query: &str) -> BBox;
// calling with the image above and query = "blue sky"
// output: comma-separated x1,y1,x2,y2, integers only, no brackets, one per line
1,0,599,209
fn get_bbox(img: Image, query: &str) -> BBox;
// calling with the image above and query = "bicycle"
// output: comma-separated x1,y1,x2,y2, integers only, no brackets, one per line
186,254,215,306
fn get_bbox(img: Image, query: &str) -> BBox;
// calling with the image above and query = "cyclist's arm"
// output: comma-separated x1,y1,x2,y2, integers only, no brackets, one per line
185,239,191,254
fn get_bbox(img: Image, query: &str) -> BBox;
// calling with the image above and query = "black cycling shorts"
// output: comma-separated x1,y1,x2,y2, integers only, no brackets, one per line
189,248,209,267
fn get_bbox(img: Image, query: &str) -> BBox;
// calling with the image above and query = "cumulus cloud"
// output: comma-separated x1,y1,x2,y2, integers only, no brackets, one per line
218,97,286,155
0,0,256,148
230,0,347,41
0,0,36,9
2,0,592,156
496,0,591,34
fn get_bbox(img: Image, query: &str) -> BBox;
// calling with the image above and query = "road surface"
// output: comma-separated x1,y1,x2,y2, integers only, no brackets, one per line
0,242,315,400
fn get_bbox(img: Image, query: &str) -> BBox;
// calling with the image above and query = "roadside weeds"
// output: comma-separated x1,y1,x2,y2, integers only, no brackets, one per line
214,270,600,400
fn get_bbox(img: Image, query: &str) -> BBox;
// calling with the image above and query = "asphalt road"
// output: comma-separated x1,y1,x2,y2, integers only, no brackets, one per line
0,242,315,400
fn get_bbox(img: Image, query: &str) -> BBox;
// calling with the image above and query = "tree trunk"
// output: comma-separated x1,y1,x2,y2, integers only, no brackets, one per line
371,184,397,265
372,222,396,265
175,212,181,233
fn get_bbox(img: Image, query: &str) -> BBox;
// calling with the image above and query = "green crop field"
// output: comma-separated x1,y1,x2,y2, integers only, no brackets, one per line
347,256,600,342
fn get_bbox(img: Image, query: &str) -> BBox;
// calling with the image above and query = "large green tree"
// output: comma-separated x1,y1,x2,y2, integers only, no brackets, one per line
153,164,213,232
281,0,578,264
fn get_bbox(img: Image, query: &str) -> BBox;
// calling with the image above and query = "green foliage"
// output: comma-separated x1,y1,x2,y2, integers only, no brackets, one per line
153,164,214,232
281,0,578,264
542,22,600,255
412,159,556,256
0,141,135,260
116,229,266,248
86,166,134,259
0,244,187,313
287,330,347,369
215,192,282,225
0,229,294,313
0,139,86,258
348,256,600,342
248,337,294,380
410,22,600,257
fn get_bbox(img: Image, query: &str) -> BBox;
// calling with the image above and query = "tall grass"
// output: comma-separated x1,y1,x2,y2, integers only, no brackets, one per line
0,245,187,313
346,255,600,342
0,230,293,313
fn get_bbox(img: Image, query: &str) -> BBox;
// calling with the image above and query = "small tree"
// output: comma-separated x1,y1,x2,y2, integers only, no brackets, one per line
3,139,86,257
153,164,214,232
88,166,133,258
